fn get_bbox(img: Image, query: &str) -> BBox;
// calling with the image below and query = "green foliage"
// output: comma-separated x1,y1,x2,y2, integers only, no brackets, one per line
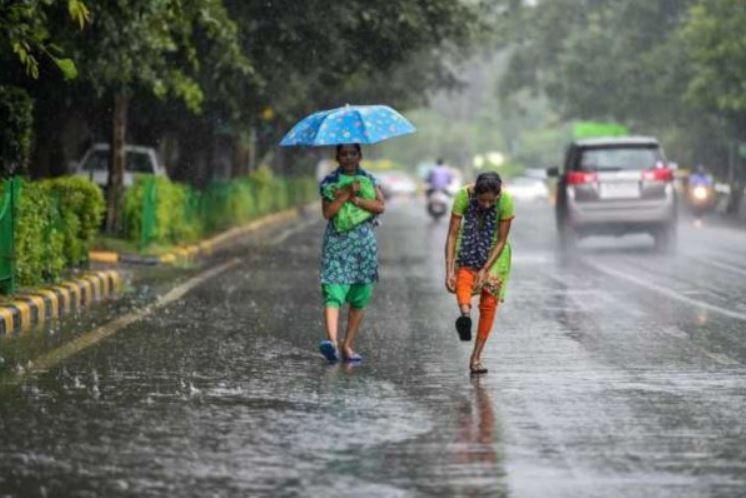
124,172,316,249
0,86,34,177
42,176,105,266
497,0,746,175
125,176,199,247
11,176,103,288
682,0,746,113
79,0,251,114
15,182,64,286
0,0,88,79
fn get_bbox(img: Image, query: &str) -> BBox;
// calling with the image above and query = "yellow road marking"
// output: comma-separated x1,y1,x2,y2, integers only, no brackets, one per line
89,251,119,263
0,307,14,335
110,271,123,292
35,290,59,319
80,277,96,305
13,301,31,331
57,286,72,314
21,295,46,326
85,275,101,302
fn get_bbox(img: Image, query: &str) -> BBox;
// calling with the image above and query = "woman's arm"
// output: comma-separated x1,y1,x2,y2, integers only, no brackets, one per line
351,186,385,215
476,218,513,285
445,213,462,292
321,186,352,220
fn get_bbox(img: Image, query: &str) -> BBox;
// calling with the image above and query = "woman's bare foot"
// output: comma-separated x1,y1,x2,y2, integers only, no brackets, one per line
342,346,362,363
470,358,488,375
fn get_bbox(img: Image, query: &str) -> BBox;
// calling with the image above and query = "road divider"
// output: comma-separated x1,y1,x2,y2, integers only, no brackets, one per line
90,207,305,266
0,271,123,336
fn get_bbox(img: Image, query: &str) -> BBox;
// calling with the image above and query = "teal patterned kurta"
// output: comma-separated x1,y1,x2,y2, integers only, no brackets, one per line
319,168,379,284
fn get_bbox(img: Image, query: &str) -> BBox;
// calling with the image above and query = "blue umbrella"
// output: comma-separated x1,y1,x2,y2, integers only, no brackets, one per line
279,104,416,146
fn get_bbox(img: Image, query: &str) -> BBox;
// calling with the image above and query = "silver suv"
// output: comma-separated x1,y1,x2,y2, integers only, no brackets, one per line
548,137,677,251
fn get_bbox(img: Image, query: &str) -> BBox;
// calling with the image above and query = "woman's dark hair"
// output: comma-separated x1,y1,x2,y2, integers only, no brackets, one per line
335,143,362,156
474,172,502,195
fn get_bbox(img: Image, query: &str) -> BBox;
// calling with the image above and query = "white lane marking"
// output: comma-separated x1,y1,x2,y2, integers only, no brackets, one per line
583,260,746,323
697,257,746,278
702,352,740,366
269,217,321,245
5,258,242,384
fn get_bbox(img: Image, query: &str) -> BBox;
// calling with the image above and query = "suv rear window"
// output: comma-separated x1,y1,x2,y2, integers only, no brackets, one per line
575,145,662,172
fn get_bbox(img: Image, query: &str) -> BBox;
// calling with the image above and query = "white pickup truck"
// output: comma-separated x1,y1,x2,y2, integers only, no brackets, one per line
73,143,168,188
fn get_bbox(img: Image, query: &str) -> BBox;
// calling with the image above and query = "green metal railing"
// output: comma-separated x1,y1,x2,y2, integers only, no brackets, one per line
134,175,316,250
140,176,158,250
0,177,21,294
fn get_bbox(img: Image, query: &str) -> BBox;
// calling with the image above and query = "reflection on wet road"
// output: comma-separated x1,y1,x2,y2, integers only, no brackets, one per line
1,199,745,497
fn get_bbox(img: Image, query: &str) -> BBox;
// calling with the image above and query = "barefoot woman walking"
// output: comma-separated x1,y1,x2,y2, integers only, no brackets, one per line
445,172,514,374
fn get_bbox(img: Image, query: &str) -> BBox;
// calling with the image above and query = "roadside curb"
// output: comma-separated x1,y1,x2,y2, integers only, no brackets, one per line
90,207,302,266
0,270,123,337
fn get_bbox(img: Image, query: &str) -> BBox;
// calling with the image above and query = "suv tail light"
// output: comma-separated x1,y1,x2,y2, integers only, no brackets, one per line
567,171,598,185
642,167,673,182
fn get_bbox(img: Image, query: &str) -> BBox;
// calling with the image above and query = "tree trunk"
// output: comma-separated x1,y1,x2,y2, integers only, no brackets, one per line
105,90,128,233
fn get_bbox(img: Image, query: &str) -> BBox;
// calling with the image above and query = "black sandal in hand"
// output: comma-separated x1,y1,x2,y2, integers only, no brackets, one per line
455,315,472,342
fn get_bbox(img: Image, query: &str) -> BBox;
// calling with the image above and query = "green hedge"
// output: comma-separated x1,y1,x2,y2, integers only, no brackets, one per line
44,177,105,266
13,176,104,287
124,166,317,248
124,176,200,248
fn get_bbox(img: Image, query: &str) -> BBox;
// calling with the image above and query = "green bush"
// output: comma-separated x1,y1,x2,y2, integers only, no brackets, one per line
125,175,203,246
125,170,316,249
11,176,104,288
41,176,105,266
15,182,64,286
249,165,274,215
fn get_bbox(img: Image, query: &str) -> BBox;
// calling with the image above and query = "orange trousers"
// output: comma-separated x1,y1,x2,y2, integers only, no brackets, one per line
456,267,498,341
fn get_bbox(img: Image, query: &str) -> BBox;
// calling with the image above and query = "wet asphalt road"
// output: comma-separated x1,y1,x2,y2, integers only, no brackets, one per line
1,199,746,497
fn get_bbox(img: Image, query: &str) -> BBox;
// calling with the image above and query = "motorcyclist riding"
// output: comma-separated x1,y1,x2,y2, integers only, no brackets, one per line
427,158,454,196
687,164,716,217
426,159,454,220
689,164,713,187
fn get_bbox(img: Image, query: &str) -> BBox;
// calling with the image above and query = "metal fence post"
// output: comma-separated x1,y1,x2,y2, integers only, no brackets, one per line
0,177,21,294
140,176,157,250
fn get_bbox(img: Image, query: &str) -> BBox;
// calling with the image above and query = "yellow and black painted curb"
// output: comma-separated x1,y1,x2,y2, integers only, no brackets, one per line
90,208,302,266
0,270,123,337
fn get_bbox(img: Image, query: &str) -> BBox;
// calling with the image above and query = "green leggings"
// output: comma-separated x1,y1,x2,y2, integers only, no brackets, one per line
322,283,374,309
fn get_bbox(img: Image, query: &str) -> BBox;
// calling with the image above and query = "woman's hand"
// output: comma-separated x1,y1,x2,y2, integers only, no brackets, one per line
446,270,457,293
334,186,352,202
475,268,488,288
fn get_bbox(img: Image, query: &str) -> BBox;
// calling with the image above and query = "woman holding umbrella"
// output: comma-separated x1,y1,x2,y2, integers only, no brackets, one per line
317,143,385,362
280,104,415,363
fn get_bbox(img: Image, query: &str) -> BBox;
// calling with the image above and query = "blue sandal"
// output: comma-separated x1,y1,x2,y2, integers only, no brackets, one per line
343,352,363,363
319,340,340,363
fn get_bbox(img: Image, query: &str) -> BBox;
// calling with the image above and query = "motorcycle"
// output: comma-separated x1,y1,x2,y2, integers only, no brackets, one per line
686,182,716,217
426,189,450,220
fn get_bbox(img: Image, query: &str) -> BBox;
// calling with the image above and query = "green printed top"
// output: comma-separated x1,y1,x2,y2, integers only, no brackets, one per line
452,186,514,300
